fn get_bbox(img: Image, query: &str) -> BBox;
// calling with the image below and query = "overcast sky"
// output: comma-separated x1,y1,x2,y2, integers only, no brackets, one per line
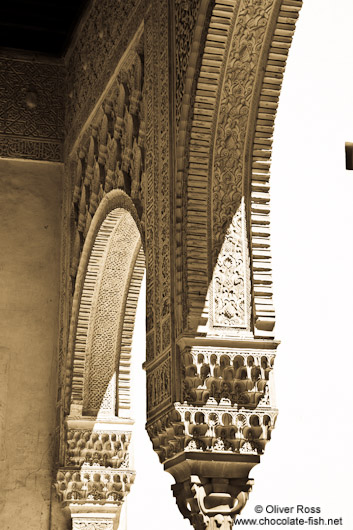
126,2,353,528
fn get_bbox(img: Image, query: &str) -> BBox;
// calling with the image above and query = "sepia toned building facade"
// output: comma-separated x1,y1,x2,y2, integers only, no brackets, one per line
0,1,302,529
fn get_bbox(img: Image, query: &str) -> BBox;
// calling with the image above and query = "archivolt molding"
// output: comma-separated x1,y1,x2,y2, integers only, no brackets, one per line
179,0,239,332
177,0,302,338
80,209,141,416
246,0,303,336
63,36,146,413
174,0,212,335
65,191,142,414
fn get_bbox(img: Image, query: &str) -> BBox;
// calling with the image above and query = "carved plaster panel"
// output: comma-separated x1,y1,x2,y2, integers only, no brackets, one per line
0,56,65,161
210,204,249,330
83,212,140,414
147,357,172,412
175,0,202,129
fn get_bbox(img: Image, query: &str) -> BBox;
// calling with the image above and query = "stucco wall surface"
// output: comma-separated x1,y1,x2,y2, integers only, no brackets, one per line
0,159,63,529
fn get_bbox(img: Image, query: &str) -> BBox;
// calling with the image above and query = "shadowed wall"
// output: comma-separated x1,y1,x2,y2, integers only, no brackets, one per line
0,159,62,529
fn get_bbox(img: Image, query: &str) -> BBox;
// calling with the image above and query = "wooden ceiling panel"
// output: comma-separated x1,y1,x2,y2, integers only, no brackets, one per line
0,0,90,56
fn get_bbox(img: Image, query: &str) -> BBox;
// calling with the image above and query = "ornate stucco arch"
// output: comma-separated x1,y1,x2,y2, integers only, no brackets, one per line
145,1,302,529
50,1,302,529
56,190,145,529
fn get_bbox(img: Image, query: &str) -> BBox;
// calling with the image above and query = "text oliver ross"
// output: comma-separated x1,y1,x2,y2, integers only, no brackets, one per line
266,506,321,514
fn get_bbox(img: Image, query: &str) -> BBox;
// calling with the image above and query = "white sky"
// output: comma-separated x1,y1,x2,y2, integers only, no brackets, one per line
126,2,353,528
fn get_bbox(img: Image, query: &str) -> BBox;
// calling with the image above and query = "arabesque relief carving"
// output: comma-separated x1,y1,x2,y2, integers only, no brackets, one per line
65,0,146,153
175,0,202,130
0,55,65,161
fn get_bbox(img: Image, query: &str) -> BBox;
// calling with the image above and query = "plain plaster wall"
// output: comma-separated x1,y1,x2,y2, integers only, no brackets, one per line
0,158,63,529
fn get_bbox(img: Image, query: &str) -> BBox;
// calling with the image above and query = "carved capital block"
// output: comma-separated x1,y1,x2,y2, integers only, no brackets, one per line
167,453,256,530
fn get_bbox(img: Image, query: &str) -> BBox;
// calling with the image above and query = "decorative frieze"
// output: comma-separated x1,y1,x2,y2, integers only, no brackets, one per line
72,519,114,530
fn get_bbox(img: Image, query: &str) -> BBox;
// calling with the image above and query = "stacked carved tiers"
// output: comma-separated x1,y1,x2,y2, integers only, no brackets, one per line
183,350,273,406
65,431,131,467
55,467,135,504
147,344,277,464
148,406,275,463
